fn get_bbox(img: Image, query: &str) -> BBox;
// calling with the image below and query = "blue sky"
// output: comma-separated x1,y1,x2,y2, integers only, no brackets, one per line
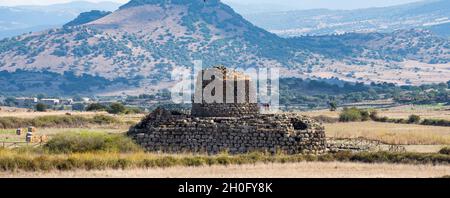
0,0,424,10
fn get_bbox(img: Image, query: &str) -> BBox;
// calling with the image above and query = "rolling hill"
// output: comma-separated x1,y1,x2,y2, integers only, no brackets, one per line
0,1,120,39
0,0,448,96
244,0,450,37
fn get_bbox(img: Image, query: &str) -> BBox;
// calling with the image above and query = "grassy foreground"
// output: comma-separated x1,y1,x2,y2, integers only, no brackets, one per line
3,162,450,178
0,149,449,172
0,131,448,172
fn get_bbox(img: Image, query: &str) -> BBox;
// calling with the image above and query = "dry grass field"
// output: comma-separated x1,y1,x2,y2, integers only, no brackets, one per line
1,162,449,178
0,127,128,135
303,105,450,151
379,105,450,120
302,104,450,120
0,109,103,118
0,108,145,124
0,105,449,178
325,121,450,145
0,108,136,143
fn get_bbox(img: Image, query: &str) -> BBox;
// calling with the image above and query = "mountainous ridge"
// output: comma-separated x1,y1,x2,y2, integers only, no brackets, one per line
64,10,112,27
0,1,120,39
0,0,448,96
244,0,450,37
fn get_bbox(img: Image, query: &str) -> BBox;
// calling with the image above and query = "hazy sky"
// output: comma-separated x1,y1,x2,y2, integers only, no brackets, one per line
0,0,425,10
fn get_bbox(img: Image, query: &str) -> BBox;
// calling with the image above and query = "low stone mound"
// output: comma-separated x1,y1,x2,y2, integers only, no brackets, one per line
128,109,327,154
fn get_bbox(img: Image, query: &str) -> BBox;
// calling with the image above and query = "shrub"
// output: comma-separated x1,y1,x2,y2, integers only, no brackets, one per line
370,113,447,126
421,119,450,127
439,147,450,155
408,115,421,124
339,107,362,122
377,116,390,122
360,110,370,121
45,132,141,153
369,111,379,121
92,115,120,125
86,103,107,112
394,118,407,124
108,103,126,114
124,107,144,114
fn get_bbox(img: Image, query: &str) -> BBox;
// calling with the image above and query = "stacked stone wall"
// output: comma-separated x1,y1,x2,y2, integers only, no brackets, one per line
191,103,259,117
129,114,327,154
192,66,258,117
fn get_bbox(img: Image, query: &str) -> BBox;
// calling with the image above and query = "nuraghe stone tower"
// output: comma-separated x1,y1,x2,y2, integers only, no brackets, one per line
128,67,327,154
191,66,259,117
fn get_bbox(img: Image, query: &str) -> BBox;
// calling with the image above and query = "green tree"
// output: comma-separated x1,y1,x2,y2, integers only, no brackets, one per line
329,102,337,111
35,103,47,112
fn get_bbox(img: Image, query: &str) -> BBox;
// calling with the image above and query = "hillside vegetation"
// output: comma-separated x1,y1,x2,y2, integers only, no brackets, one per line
244,0,450,37
0,0,448,95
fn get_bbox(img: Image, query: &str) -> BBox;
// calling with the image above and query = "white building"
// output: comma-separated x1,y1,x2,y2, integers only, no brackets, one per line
40,99,60,106
16,97,38,107
81,97,91,103
60,99,74,105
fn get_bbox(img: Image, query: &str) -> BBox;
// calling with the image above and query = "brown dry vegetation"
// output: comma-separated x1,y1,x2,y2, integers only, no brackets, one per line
0,108,145,123
1,162,449,178
325,121,450,145
0,109,104,118
303,105,450,146
379,105,450,120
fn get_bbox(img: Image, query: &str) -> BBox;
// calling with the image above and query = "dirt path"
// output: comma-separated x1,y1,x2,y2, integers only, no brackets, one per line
2,162,449,178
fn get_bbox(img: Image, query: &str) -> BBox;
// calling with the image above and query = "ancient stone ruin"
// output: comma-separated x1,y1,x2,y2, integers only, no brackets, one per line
128,67,327,154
